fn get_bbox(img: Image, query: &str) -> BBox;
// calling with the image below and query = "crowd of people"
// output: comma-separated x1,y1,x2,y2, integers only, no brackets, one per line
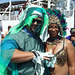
0,5,74,75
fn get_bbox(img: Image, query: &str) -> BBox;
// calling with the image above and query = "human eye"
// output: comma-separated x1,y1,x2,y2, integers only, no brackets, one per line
55,26,58,28
37,20,41,24
49,26,53,28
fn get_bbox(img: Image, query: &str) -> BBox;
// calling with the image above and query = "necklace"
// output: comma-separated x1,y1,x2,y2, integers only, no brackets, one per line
46,37,64,54
52,39,59,54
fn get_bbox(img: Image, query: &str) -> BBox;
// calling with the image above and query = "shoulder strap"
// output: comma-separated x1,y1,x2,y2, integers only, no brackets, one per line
63,39,65,49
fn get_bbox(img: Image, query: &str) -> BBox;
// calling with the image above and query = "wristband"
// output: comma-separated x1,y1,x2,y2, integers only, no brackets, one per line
31,50,40,57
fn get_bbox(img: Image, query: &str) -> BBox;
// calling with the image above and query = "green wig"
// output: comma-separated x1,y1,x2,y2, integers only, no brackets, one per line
9,5,49,35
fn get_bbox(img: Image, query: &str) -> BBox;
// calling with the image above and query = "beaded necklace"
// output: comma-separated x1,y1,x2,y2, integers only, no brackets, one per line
46,37,63,54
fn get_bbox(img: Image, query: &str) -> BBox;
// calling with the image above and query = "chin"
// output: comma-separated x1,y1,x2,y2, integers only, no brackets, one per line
52,36,57,38
51,35,57,38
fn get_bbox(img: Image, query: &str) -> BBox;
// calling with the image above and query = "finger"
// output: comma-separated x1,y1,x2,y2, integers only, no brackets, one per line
47,55,54,57
43,57,50,60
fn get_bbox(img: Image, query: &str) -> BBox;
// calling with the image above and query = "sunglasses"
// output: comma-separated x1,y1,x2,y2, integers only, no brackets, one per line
32,19,41,24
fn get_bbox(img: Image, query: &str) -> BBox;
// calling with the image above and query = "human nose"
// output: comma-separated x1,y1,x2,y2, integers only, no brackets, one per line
52,28,56,31
33,21,37,25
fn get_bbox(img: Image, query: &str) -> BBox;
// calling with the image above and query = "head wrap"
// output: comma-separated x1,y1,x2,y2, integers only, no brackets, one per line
9,5,49,35
49,15,63,36
46,9,67,36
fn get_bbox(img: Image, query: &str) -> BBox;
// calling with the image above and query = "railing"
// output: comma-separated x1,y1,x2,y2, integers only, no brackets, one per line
0,10,74,20
61,10,74,18
0,14,19,20
0,0,74,20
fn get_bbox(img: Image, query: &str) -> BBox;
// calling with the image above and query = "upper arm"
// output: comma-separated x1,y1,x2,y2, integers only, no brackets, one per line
65,39,74,66
2,39,18,50
1,39,18,59
0,38,18,70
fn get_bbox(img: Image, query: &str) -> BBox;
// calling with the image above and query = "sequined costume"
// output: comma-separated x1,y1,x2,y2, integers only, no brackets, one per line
45,9,68,75
46,38,68,68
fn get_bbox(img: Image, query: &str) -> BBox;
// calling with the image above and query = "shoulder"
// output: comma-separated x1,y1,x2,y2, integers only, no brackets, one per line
65,39,71,44
10,30,28,37
64,38,73,49
10,30,30,41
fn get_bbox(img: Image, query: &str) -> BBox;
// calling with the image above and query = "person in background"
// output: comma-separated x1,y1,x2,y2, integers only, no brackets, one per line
0,5,54,75
66,28,75,74
66,28,75,50
1,26,4,41
45,9,74,75
4,25,12,37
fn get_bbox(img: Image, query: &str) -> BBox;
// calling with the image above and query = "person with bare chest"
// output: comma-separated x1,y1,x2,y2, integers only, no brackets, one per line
45,11,74,75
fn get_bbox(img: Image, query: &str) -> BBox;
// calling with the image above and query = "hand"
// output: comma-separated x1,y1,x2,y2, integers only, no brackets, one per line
31,50,54,61
37,52,54,60
40,52,54,57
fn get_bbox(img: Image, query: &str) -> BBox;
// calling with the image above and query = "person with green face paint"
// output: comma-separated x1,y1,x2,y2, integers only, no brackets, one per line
0,5,54,75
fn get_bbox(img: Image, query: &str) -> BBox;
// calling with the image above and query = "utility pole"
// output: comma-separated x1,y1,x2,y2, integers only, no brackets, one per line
67,0,70,11
48,0,51,8
9,0,11,20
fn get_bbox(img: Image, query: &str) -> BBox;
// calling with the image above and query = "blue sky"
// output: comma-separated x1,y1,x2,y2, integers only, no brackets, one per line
0,0,26,4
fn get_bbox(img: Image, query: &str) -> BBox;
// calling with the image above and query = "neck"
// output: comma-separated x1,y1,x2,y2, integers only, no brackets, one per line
50,35,59,39
48,35,61,42
23,26,35,36
25,25,34,34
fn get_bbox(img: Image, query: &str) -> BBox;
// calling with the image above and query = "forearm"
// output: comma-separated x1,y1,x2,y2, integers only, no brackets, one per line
69,66,74,75
10,49,34,63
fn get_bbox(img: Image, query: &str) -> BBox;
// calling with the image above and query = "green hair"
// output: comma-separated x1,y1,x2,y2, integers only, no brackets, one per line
9,5,49,35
